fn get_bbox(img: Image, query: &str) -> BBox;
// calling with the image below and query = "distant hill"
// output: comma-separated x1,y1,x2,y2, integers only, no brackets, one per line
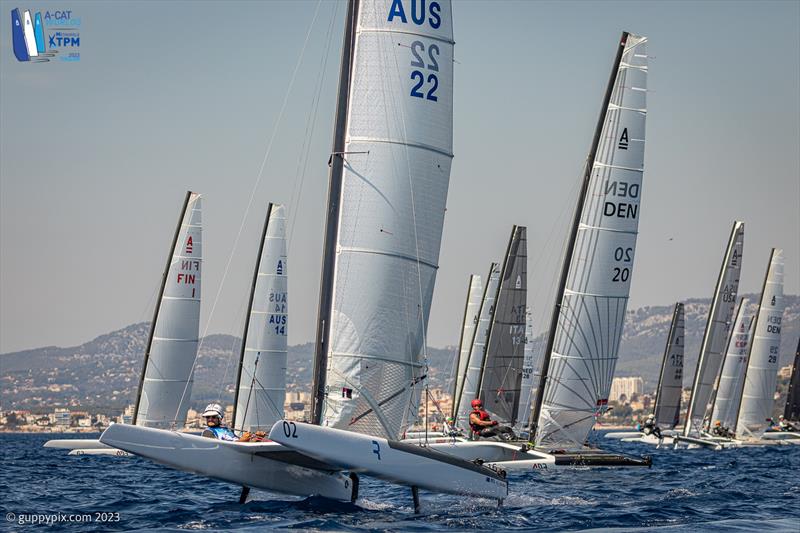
1,294,797,414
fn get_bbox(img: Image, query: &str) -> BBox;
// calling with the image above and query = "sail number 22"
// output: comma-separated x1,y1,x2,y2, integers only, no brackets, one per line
409,40,439,101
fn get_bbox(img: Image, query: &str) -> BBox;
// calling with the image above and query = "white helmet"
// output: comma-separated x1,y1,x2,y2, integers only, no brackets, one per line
202,403,224,418
647,414,654,420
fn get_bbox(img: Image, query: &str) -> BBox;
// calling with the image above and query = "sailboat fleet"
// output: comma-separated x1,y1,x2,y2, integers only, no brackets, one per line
41,0,797,511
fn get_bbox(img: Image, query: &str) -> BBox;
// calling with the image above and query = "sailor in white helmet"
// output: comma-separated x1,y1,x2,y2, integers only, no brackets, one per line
200,403,264,442
642,413,662,439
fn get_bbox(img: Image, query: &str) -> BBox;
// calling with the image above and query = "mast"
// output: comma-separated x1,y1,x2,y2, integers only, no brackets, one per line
529,32,630,436
310,0,359,425
231,203,274,426
683,221,744,437
133,191,193,425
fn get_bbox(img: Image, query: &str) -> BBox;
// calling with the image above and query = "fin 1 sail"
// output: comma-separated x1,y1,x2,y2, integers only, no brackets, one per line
134,191,202,429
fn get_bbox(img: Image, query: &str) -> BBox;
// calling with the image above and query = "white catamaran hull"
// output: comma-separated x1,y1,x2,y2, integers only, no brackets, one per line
99,424,356,501
68,448,132,457
269,421,508,501
44,438,110,450
762,431,800,443
401,437,651,470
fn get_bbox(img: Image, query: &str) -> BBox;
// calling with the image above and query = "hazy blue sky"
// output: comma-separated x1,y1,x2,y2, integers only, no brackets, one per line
2,1,798,353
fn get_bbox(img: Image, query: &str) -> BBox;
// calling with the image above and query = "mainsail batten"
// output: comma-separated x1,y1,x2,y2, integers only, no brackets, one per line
684,221,745,437
737,249,785,438
135,192,202,429
233,204,288,433
321,0,455,439
535,34,649,448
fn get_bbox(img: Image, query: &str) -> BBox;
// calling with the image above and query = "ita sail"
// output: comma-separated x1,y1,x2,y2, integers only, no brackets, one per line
134,191,202,428
531,33,649,449
233,204,288,432
683,221,744,437
312,0,456,440
737,249,785,438
479,225,528,424
516,308,535,430
709,298,752,432
455,263,501,430
450,275,483,419
653,303,684,428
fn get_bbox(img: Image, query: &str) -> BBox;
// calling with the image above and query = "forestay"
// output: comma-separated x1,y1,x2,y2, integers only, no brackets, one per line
709,298,751,431
683,221,744,437
451,275,483,419
537,34,648,448
738,249,784,438
135,192,202,428
653,303,684,428
479,226,527,424
234,204,288,432
516,308,535,430
322,0,455,439
456,263,501,430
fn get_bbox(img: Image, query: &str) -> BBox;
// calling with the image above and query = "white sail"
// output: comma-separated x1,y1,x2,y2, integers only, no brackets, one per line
455,263,501,430
516,308,535,430
451,275,483,418
653,303,684,428
234,204,288,432
684,221,744,437
709,299,751,431
536,34,648,448
136,193,202,428
322,0,455,439
23,11,38,57
738,249,785,438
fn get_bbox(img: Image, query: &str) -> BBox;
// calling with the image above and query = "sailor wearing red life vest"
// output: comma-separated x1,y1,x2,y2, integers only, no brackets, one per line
469,399,515,440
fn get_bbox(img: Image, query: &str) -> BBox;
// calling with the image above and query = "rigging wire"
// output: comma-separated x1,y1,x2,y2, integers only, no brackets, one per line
169,0,325,429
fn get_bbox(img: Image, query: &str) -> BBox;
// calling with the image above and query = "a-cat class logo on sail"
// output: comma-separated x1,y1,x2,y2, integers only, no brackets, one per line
10,7,81,63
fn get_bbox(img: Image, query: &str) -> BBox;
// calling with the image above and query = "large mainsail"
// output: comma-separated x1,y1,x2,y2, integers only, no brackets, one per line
532,33,649,448
653,303,684,428
233,204,288,432
709,298,751,431
737,249,785,438
455,263,501,430
316,0,455,439
450,275,483,419
684,221,745,437
516,308,535,430
784,339,800,422
479,226,527,424
134,191,202,428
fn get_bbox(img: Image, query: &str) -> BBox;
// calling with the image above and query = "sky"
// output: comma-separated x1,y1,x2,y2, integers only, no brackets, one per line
1,0,798,354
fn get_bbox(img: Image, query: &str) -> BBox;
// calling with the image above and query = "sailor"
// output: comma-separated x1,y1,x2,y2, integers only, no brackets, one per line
444,416,464,437
200,403,265,442
642,414,663,439
712,420,733,438
469,399,515,441
778,416,798,432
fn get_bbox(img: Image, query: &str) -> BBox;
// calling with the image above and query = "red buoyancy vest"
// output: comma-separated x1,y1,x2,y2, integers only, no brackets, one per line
469,408,491,433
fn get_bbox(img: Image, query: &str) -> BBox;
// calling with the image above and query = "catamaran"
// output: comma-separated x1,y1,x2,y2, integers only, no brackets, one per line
45,191,204,456
409,32,652,470
605,302,685,446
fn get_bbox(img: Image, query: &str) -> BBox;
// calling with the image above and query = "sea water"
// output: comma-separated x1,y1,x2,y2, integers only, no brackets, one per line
2,432,798,531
